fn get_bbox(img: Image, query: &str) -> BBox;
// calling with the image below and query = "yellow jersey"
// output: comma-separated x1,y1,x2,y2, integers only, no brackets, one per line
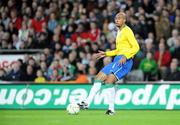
105,25,140,59
35,77,46,83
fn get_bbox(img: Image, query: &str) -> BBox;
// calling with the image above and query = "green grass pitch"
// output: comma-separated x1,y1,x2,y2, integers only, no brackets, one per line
1,110,180,125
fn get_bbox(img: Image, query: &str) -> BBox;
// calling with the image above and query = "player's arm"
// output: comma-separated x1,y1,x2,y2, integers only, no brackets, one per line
93,50,106,60
123,28,140,59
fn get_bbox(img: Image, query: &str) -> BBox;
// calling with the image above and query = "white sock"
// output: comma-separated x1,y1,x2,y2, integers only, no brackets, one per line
85,81,102,105
107,86,116,112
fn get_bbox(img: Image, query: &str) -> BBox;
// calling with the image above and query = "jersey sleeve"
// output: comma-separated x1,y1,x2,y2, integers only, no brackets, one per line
105,49,117,56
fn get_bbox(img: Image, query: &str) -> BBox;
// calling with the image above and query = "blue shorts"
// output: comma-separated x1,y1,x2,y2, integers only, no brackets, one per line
101,55,133,80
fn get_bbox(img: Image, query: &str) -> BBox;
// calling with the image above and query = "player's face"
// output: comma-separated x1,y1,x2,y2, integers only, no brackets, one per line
115,14,125,27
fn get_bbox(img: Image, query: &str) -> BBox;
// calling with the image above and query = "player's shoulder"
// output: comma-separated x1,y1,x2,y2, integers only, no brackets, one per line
124,25,132,31
123,25,133,33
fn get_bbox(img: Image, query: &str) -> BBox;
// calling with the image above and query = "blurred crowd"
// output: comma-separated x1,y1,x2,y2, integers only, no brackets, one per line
0,0,180,83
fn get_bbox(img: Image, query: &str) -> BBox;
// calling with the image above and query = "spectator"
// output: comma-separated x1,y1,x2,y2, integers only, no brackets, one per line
18,21,29,43
62,38,73,54
37,32,49,48
27,57,38,71
48,12,58,33
68,51,78,66
62,58,76,79
170,38,180,60
59,12,68,26
167,29,179,48
88,67,97,83
74,63,89,83
79,51,89,65
139,52,158,81
138,14,148,39
53,42,62,53
6,62,22,81
1,12,10,30
61,66,73,81
39,61,48,79
174,9,180,29
53,25,65,44
161,9,171,39
74,70,89,83
106,22,117,39
164,61,180,81
144,38,155,54
34,70,46,83
7,21,18,36
48,60,62,78
43,48,53,66
71,23,89,43
141,0,155,14
65,25,75,39
50,69,61,81
22,65,36,81
10,9,22,30
0,68,6,81
30,10,46,33
171,58,180,71
154,7,171,40
89,21,101,42
154,42,172,80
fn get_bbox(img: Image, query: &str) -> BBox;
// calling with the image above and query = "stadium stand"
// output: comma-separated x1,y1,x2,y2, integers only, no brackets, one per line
0,0,179,83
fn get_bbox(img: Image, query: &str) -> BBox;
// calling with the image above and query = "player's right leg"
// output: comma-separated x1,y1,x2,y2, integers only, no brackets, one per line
78,71,107,109
78,61,115,109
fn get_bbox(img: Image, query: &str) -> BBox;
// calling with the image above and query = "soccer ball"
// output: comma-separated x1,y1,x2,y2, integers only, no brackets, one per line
66,103,80,115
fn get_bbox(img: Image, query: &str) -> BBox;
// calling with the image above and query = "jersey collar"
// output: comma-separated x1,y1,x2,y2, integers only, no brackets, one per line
120,24,126,31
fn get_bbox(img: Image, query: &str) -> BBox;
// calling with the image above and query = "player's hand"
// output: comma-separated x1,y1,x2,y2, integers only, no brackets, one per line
119,55,127,65
93,50,106,60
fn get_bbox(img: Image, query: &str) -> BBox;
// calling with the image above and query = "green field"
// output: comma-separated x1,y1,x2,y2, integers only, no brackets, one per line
1,110,180,125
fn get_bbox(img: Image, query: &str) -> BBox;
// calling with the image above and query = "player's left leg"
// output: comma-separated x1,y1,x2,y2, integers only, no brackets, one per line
105,57,133,115
104,74,117,115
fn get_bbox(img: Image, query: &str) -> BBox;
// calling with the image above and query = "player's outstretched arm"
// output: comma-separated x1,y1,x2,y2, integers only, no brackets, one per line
92,50,106,60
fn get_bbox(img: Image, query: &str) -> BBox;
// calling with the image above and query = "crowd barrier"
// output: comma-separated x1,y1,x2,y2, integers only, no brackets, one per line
0,82,179,110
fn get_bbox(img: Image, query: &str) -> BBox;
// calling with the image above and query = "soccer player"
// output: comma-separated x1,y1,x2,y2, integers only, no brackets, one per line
78,12,140,115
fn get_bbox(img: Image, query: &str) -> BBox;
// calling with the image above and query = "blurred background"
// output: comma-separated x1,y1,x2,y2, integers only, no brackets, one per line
0,0,179,83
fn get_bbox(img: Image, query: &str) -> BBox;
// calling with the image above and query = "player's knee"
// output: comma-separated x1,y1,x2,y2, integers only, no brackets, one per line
104,74,117,84
95,74,101,80
95,76,102,81
104,79,115,88
95,72,107,81
104,78,114,84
